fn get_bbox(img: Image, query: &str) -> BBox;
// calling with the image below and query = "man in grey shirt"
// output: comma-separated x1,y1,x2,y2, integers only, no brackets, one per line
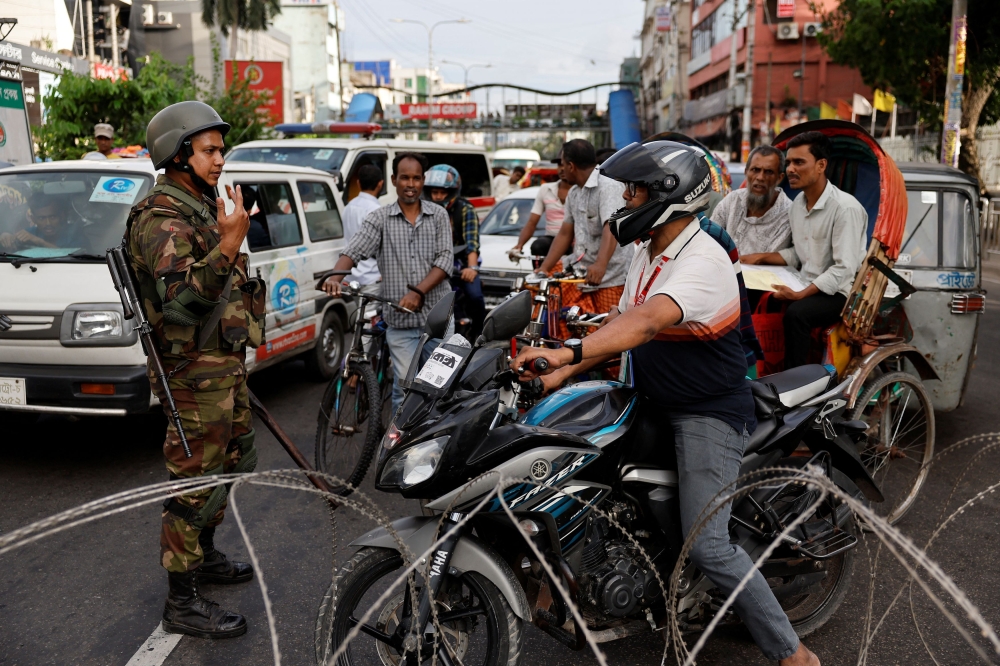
534,139,629,327
711,145,793,255
743,132,867,368
323,152,453,412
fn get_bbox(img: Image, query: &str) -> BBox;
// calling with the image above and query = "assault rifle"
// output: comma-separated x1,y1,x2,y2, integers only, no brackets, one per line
107,245,192,458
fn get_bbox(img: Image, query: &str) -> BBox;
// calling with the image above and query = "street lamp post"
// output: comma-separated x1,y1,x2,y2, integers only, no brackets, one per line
441,60,491,123
390,18,471,132
440,60,492,89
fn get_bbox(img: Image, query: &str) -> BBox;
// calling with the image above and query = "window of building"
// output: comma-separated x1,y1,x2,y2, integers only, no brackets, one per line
691,0,745,60
405,95,412,103
404,78,413,88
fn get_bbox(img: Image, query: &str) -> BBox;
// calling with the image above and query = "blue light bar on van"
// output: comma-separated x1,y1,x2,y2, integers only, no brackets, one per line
274,122,382,136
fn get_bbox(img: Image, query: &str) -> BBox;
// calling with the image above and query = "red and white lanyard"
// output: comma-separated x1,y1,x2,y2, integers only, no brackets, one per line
632,255,670,307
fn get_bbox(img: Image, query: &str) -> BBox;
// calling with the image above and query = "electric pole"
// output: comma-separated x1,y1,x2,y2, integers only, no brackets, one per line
940,0,967,167
740,0,756,162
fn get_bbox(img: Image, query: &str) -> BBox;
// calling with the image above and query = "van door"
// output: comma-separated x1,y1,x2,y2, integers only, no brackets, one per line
423,151,494,216
231,177,314,346
343,150,389,204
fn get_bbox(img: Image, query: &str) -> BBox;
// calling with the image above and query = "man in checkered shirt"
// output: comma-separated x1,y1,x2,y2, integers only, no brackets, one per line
323,151,453,412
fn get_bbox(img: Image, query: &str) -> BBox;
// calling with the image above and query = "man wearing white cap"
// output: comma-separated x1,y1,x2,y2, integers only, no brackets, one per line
92,123,121,158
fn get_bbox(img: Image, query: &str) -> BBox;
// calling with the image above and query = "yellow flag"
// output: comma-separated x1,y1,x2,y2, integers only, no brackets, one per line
873,89,896,113
774,114,782,135
820,102,838,119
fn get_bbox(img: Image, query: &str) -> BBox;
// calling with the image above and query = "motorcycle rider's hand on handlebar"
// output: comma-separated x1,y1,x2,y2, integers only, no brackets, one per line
511,345,573,380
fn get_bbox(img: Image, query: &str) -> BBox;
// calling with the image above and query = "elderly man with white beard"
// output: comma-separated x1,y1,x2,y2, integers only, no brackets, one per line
711,145,792,255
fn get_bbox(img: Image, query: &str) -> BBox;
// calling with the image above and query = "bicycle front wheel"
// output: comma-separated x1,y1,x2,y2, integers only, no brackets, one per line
315,360,383,495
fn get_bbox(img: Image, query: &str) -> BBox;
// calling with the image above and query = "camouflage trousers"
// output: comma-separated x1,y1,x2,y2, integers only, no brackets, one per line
149,359,252,573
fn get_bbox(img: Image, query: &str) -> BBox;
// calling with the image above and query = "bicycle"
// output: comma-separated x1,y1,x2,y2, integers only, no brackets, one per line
314,277,412,495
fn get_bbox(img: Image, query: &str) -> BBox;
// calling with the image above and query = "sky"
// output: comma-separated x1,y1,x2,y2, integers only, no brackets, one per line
338,0,645,113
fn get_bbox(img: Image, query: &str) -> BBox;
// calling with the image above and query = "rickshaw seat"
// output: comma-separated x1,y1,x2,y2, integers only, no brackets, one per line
754,364,835,408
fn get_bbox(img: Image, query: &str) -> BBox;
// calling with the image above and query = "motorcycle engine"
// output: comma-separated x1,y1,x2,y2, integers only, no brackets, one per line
579,513,661,618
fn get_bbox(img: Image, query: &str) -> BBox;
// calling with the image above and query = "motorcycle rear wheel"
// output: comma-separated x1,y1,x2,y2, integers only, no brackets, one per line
778,520,857,638
315,547,524,666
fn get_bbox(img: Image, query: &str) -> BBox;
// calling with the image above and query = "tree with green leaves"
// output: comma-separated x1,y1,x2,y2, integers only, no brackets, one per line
34,53,273,160
816,0,1000,190
202,0,282,61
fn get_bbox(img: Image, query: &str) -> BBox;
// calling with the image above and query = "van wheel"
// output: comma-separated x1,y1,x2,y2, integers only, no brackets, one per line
305,310,345,381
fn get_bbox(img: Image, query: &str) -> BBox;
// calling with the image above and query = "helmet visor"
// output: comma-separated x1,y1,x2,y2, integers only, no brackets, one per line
599,142,675,187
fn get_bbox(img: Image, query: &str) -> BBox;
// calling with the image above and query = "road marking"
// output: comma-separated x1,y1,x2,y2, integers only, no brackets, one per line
126,623,182,666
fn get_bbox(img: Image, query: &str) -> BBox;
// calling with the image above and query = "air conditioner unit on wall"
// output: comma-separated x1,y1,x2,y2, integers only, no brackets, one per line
777,22,800,40
803,22,822,38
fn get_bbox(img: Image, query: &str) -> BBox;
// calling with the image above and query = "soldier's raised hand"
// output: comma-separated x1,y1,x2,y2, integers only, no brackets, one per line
217,184,250,260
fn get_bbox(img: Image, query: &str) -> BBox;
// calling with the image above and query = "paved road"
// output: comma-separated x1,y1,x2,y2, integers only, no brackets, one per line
3,295,1000,665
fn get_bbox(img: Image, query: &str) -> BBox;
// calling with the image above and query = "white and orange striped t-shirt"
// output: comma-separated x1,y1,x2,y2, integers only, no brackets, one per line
618,219,756,432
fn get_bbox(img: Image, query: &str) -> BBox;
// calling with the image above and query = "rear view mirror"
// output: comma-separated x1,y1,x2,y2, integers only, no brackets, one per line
424,291,455,339
480,290,531,343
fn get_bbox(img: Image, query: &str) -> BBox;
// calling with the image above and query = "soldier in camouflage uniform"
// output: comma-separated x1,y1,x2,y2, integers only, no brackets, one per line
129,101,266,639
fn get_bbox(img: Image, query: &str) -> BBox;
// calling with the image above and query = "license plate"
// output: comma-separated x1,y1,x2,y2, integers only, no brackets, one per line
0,377,27,406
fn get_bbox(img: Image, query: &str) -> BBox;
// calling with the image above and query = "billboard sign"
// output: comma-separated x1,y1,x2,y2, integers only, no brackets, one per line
353,61,391,87
777,0,795,19
386,103,477,120
655,6,672,32
0,79,34,166
225,60,284,124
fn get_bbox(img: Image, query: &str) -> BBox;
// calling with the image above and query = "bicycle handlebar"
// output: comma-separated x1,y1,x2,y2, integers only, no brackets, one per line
341,283,415,314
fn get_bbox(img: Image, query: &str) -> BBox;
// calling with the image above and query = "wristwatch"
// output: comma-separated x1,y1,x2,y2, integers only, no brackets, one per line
564,338,583,364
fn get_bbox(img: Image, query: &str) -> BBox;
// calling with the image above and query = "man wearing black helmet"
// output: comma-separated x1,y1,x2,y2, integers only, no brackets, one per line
512,140,820,666
129,101,260,640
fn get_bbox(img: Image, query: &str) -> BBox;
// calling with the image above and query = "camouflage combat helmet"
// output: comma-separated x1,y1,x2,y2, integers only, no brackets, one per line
146,101,231,170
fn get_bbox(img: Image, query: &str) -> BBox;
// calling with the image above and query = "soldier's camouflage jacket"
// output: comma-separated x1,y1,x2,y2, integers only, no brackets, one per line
127,175,266,379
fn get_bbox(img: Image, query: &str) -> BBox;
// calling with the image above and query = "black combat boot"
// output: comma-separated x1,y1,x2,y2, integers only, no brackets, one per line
197,526,254,584
162,571,248,639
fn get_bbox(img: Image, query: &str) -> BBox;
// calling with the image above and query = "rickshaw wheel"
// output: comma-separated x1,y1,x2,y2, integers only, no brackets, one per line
850,371,935,526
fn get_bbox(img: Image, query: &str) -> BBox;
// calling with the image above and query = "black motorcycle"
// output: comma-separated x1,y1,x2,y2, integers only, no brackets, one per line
314,292,883,665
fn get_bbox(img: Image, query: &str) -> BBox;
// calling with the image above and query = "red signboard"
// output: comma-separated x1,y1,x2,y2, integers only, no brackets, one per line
91,62,127,81
777,0,795,18
254,324,315,361
393,102,477,120
224,60,284,124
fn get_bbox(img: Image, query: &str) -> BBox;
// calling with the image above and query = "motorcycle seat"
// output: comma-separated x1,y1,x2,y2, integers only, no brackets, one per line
753,365,833,408
745,417,777,455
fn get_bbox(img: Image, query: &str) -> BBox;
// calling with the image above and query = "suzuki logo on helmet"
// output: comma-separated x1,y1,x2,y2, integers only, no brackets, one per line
683,174,711,203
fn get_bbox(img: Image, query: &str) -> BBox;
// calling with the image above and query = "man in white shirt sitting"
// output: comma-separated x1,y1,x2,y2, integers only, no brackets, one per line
342,164,383,285
742,131,867,368
711,145,793,256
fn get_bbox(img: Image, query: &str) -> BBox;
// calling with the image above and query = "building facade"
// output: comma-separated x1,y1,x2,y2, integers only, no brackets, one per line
271,0,343,123
681,0,870,154
142,1,293,123
637,0,692,135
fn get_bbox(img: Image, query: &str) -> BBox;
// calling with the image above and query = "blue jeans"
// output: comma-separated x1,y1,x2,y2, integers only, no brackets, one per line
451,274,486,341
385,326,444,415
673,414,800,661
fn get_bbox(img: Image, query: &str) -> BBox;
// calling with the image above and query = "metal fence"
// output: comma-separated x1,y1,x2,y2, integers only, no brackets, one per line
983,198,1000,256
879,123,1000,194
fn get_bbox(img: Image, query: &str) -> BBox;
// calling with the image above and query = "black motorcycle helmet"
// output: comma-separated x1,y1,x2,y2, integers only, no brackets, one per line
599,140,713,246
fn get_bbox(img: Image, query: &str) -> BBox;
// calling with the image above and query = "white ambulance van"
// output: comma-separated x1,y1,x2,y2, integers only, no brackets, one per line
0,159,350,419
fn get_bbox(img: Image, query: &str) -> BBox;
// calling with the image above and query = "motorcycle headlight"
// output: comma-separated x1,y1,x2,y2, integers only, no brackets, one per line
379,436,448,489
72,310,123,339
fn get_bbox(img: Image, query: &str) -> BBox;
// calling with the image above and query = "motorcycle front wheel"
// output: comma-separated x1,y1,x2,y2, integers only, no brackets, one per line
315,547,524,666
